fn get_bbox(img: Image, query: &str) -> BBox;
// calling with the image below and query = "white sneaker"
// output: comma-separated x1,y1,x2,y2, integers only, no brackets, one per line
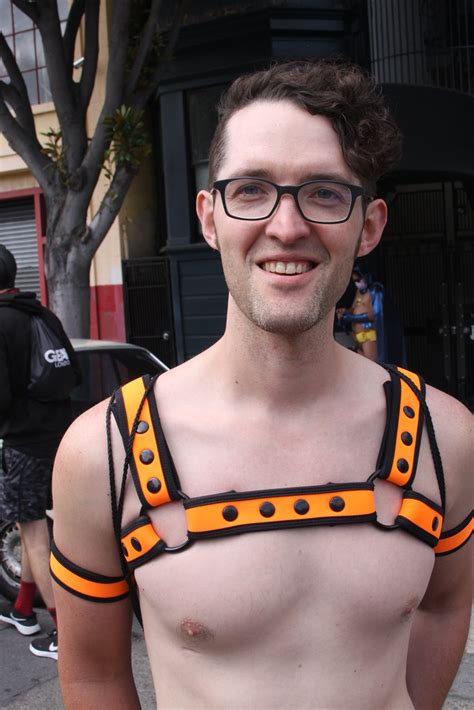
29,629,58,660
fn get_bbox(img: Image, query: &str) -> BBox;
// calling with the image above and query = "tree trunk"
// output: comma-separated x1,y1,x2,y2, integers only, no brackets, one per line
47,266,91,339
43,217,92,338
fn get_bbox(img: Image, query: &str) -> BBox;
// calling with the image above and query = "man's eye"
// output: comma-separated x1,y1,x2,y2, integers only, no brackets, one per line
239,184,264,196
314,188,339,200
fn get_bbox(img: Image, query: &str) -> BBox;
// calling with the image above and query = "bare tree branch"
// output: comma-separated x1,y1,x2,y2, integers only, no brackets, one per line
0,80,19,107
11,0,39,24
0,94,54,195
124,0,162,99
0,33,36,136
88,166,136,250
79,0,100,112
35,3,87,170
63,0,86,70
130,0,190,111
81,2,132,202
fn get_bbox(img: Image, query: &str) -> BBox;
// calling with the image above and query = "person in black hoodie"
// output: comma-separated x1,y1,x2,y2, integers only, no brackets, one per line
0,244,80,660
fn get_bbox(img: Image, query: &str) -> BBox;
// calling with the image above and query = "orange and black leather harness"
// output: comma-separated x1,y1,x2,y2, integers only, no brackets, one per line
50,366,473,607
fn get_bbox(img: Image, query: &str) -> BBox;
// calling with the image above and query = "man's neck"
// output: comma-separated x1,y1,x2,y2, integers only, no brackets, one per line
213,300,344,408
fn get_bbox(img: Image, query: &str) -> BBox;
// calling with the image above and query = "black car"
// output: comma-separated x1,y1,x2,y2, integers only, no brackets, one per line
0,339,168,600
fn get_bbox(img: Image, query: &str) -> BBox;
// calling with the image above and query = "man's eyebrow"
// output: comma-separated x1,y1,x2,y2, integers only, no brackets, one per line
225,168,273,180
224,168,355,183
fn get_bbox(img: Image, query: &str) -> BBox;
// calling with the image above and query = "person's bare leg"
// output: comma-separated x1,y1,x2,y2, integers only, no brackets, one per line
19,538,34,583
361,340,378,361
19,520,54,608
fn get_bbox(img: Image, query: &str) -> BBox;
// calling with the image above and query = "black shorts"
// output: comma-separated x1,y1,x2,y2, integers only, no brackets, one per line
0,446,53,522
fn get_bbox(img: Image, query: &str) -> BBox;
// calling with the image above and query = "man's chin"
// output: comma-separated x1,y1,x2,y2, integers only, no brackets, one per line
248,309,324,337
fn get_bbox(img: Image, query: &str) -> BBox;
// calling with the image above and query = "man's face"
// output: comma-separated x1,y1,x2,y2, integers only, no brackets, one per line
197,99,386,336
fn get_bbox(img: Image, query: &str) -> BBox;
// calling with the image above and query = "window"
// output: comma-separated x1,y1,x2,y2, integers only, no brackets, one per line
187,83,226,193
0,0,69,105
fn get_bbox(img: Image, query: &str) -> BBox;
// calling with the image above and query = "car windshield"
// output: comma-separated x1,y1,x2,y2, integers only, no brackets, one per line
71,348,166,417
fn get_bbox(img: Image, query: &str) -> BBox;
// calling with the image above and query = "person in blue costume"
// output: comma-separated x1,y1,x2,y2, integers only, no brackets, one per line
337,266,385,361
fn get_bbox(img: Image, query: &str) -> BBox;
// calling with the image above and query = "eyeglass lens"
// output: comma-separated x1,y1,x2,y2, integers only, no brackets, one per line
223,178,354,222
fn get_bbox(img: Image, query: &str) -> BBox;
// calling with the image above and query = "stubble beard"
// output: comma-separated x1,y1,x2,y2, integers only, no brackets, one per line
218,230,363,337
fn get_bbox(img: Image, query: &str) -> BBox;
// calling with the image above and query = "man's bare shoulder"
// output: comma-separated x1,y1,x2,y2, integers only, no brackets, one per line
155,347,218,400
53,398,122,574
424,385,472,525
54,398,110,489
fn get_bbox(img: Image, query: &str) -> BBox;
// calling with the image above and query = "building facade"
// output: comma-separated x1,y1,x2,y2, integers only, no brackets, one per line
1,0,473,406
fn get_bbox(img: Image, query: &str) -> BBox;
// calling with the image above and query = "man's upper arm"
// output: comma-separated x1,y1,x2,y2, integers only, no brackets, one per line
52,400,134,675
423,390,472,607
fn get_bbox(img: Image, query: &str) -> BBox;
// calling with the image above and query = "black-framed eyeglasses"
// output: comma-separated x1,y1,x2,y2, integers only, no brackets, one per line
212,177,373,224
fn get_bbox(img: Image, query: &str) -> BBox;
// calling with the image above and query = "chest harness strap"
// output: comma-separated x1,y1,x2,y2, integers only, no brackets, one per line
50,368,472,605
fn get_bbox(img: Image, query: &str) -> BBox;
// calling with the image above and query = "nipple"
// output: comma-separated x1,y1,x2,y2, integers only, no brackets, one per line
401,597,419,619
179,618,214,644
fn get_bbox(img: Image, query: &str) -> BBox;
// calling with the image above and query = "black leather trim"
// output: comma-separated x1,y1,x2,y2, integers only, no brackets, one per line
184,482,375,508
188,513,377,539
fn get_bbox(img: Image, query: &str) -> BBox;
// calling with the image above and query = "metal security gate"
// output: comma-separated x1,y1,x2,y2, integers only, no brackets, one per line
379,182,474,408
122,257,176,367
0,196,40,294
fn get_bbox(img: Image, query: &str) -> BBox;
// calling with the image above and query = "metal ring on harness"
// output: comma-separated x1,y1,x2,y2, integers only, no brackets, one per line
367,469,400,531
164,538,193,554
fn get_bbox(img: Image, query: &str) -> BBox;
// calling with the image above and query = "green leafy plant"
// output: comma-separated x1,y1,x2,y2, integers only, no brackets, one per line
41,128,69,184
103,105,152,181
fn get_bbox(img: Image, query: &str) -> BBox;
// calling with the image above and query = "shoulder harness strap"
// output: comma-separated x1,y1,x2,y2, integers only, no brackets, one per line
376,366,425,489
111,374,182,509
374,366,448,549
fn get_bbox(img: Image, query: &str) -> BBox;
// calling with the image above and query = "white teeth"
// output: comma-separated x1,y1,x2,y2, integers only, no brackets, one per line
261,261,313,275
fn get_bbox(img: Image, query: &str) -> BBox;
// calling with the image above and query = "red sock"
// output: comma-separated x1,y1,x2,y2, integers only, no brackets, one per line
48,607,57,628
14,580,37,616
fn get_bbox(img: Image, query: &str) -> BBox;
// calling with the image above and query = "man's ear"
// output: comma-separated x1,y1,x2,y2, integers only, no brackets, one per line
196,190,219,251
357,199,387,257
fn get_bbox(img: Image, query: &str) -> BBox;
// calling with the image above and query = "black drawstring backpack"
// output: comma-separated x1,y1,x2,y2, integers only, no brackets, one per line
28,315,76,401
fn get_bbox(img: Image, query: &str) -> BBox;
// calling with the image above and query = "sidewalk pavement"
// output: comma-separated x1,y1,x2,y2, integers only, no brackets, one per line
1,606,473,708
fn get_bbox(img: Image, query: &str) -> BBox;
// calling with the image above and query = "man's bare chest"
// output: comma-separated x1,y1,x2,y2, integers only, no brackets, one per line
112,367,444,645
135,508,434,652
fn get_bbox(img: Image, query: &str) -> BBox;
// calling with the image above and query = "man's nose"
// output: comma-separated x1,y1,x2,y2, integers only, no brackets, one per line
265,193,312,242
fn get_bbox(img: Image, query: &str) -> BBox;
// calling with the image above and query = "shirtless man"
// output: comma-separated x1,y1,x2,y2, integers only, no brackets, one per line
52,61,472,709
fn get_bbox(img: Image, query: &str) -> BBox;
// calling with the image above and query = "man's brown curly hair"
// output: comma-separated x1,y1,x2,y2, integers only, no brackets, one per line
208,60,402,193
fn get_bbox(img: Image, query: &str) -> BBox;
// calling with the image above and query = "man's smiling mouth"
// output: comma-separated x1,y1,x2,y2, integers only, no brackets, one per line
260,261,316,275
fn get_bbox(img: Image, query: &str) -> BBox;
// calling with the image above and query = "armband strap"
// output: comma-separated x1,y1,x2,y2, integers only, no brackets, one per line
434,511,473,556
185,483,376,539
395,491,444,548
50,541,129,603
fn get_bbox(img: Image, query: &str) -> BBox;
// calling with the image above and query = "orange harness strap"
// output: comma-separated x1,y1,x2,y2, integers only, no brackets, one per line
50,541,129,603
185,484,376,538
377,368,425,489
395,491,444,548
434,511,473,556
113,376,181,510
51,368,468,603
121,515,166,571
